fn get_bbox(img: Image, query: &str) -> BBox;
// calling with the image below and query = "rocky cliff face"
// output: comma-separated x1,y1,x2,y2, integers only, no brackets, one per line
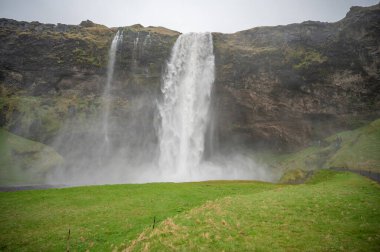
213,4,380,151
0,4,379,153
0,19,179,144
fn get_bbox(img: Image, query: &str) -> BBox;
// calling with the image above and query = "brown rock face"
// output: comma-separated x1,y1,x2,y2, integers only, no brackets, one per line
0,4,379,153
212,4,380,151
0,19,179,143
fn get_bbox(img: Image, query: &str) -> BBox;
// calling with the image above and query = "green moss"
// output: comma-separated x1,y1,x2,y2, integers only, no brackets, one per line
72,46,104,67
276,118,380,174
0,90,105,142
326,119,380,171
285,47,328,70
279,169,308,183
12,24,113,68
0,128,63,185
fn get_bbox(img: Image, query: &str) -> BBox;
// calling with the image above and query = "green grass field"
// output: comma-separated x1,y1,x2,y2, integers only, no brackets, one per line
0,180,278,251
1,171,379,251
124,171,380,251
1,120,379,251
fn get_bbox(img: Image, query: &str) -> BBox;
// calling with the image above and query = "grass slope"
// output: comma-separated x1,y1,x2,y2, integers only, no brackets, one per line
326,119,380,171
0,128,63,185
125,171,380,252
0,181,278,251
278,119,380,182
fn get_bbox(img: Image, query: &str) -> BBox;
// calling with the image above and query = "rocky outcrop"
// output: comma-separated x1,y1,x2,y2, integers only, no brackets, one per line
0,19,179,142
0,4,379,153
213,4,380,151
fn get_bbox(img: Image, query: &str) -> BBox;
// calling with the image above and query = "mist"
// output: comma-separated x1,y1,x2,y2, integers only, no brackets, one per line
46,30,278,186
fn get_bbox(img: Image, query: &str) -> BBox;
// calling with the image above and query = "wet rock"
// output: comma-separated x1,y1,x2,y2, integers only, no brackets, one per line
0,4,379,152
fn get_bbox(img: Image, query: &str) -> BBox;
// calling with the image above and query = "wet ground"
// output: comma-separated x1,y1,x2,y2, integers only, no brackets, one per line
0,184,67,192
1,168,378,192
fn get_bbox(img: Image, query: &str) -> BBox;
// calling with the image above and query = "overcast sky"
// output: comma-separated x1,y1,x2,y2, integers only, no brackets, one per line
0,0,378,33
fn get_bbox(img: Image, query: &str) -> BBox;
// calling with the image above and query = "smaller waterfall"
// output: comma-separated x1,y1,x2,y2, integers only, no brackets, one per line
102,30,123,148
141,32,151,56
132,32,140,67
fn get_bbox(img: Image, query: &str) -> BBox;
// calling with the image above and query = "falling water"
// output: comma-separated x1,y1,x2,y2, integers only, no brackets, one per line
49,31,278,185
102,30,123,148
132,32,140,68
158,33,215,180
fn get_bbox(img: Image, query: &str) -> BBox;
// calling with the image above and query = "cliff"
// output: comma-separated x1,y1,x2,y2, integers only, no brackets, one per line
0,3,379,153
0,19,179,144
213,4,380,151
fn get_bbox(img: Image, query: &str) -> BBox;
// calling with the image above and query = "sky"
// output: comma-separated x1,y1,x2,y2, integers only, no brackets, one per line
0,0,378,33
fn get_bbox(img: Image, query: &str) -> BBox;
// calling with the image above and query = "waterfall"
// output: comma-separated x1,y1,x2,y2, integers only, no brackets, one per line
102,30,123,147
158,33,215,181
132,32,140,68
49,31,277,186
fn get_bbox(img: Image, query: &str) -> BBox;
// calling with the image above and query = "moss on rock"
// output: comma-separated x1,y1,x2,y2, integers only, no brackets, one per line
0,128,63,185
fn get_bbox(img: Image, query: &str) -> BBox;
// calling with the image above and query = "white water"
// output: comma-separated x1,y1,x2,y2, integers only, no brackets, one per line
158,33,215,180
157,32,280,183
102,31,123,148
48,31,279,186
132,32,140,67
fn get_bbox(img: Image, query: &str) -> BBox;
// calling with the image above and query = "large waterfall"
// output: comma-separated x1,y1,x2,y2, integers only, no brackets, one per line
158,33,215,181
49,31,278,185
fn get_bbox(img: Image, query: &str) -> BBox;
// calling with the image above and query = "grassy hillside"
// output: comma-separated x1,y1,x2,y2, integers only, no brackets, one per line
0,171,379,251
0,89,104,143
125,171,380,251
325,119,380,170
0,128,63,185
0,181,278,251
278,119,380,183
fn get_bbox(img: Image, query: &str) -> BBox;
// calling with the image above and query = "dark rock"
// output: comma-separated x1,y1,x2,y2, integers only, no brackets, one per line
79,20,96,27
0,3,379,152
212,3,380,151
0,17,179,144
